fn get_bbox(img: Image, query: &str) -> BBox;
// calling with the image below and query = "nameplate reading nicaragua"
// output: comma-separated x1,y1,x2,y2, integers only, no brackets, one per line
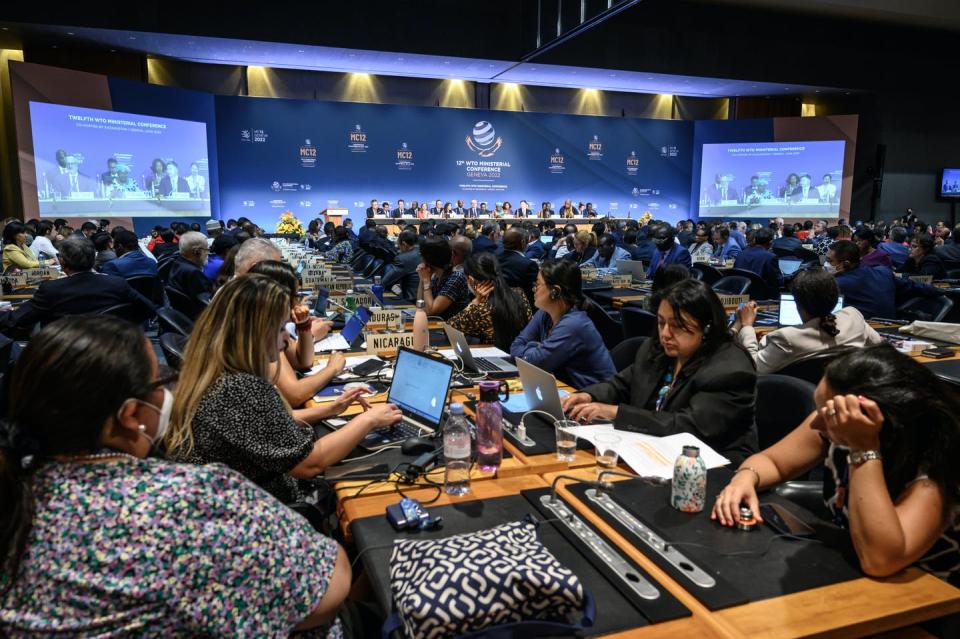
718,294,750,307
366,331,415,353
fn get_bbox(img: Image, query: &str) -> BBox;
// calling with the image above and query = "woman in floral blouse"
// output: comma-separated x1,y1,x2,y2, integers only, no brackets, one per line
325,226,354,264
0,316,351,636
449,252,531,351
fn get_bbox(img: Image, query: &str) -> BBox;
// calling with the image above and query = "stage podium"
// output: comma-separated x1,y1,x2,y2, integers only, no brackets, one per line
322,208,348,227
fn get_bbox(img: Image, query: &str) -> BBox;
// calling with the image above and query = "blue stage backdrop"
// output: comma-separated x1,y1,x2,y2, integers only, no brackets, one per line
214,96,694,227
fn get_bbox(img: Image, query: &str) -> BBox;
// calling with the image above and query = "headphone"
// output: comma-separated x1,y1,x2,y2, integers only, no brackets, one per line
549,286,562,301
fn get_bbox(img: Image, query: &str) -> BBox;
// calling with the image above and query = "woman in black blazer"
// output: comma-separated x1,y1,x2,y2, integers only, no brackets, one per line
563,279,758,464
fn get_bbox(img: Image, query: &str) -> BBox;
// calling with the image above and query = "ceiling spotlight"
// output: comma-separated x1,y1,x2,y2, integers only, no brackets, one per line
67,31,74,36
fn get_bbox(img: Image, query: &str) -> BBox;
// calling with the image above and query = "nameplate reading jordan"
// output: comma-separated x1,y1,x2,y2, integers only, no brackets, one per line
718,294,750,307
909,275,934,284
368,308,403,326
365,331,415,354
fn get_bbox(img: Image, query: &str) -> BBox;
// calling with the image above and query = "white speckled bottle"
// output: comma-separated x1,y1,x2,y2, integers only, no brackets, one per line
671,445,707,513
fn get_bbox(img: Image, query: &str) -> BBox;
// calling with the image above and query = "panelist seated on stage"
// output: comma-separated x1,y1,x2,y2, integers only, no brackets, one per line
449,253,531,351
49,155,96,196
712,345,960,587
166,275,403,505
582,233,632,269
791,174,821,202
158,161,191,197
563,280,758,464
646,222,692,279
101,230,158,279
510,260,615,388
828,240,944,320
185,162,206,198
0,236,156,336
702,173,738,204
381,229,421,302
365,198,380,219
0,316,353,637
734,269,882,374
391,199,409,218
733,227,782,291
465,199,482,218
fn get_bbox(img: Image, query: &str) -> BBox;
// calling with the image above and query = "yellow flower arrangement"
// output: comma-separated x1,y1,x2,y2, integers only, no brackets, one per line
639,211,653,225
275,211,305,237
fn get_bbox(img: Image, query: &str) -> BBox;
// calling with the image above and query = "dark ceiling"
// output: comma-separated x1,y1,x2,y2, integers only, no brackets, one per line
1,0,959,94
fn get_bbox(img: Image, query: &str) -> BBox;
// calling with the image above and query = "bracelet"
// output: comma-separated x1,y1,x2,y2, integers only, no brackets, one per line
847,450,881,466
294,320,312,333
734,466,760,487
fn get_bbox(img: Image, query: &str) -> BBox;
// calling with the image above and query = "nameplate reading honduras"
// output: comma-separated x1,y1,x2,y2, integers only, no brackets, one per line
366,331,415,354
718,294,750,307
368,308,403,326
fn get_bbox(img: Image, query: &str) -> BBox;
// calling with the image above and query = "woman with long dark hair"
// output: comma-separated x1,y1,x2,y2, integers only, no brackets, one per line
324,226,353,264
416,236,471,319
0,316,351,635
713,344,960,587
563,279,758,463
448,252,532,351
511,259,615,388
735,268,883,374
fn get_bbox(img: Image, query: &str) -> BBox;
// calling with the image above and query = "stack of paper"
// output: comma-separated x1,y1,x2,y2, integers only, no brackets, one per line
314,333,351,352
571,426,730,480
437,346,511,360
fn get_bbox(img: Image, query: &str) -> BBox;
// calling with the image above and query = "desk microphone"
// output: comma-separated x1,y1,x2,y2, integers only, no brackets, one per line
548,474,614,506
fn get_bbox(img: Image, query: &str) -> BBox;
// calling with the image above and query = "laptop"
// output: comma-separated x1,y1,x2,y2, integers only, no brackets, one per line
314,306,370,351
778,293,843,327
517,358,564,422
443,324,518,375
617,260,647,282
387,346,455,433
778,258,803,277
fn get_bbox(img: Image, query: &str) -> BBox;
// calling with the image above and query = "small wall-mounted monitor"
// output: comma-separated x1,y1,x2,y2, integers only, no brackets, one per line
940,168,960,198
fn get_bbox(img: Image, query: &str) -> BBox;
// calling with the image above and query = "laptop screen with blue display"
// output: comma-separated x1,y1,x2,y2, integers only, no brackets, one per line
388,347,454,426
341,307,370,343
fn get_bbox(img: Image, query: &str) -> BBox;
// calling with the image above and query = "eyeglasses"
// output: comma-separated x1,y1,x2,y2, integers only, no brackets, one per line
150,371,179,389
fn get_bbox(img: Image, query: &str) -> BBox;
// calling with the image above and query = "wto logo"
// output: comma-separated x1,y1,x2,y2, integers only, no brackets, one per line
240,129,251,142
465,121,502,157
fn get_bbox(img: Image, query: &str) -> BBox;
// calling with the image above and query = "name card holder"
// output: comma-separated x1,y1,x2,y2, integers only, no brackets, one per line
368,308,403,327
21,267,55,280
909,275,934,284
365,330,415,354
692,254,711,264
718,294,750,308
4,274,28,287
609,274,633,287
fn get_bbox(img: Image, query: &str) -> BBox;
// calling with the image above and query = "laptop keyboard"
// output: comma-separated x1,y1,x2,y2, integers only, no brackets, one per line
362,421,430,447
474,358,500,372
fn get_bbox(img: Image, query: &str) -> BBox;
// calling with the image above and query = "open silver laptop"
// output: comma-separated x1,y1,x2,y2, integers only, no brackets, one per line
517,358,564,421
617,259,647,282
443,324,518,375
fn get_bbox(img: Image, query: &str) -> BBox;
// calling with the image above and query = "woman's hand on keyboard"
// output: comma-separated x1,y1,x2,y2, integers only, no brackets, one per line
362,403,403,430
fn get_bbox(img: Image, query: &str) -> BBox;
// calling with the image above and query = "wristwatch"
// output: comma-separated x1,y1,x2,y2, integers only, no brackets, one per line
848,450,882,466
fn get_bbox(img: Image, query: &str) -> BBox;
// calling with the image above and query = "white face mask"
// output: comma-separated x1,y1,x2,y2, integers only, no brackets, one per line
130,388,173,447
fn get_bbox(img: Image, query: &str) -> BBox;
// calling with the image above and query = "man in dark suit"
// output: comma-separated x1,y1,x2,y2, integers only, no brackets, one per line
771,225,803,253
381,230,421,302
794,174,820,202
158,161,190,196
51,155,96,196
392,199,407,218
167,232,213,304
498,228,539,304
935,227,960,262
523,228,547,260
365,199,380,219
453,199,467,217
466,199,481,218
100,158,119,188
472,221,501,255
430,199,444,217
101,230,158,279
734,228,783,291
358,219,378,251
0,236,155,337
368,226,398,262
646,223,692,279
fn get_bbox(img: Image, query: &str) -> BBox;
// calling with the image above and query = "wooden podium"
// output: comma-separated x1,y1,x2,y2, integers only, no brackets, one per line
322,208,348,227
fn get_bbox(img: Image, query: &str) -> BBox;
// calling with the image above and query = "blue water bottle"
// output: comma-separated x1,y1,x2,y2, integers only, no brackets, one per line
371,276,384,305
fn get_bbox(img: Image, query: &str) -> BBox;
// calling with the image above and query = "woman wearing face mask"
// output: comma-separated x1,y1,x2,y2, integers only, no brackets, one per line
510,260,615,388
712,345,960,591
165,275,402,503
0,316,352,636
562,279,758,464
448,252,531,351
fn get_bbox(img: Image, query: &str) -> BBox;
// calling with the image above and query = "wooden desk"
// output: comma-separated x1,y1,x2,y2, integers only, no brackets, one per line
544,468,960,638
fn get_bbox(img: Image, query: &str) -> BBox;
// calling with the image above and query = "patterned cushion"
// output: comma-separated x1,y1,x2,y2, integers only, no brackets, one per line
388,518,586,639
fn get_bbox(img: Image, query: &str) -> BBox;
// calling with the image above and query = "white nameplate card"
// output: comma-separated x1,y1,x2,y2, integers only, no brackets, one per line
4,274,28,287
692,254,711,264
580,266,598,279
718,294,750,307
368,308,403,326
366,331,415,353
609,274,633,287
909,275,933,284
21,267,55,280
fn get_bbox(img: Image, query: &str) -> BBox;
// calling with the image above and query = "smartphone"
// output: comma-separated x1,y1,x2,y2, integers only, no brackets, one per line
921,347,954,359
760,503,817,538
350,358,387,377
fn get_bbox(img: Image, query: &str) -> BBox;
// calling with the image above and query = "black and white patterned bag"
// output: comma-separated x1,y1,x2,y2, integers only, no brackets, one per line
384,517,594,639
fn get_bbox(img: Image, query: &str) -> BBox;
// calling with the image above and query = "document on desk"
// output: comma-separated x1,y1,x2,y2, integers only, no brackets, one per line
314,333,351,352
573,427,730,480
437,346,511,360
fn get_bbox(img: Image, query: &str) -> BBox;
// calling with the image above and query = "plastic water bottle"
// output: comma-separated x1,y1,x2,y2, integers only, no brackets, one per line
476,380,507,472
412,300,429,351
344,290,357,312
671,445,707,513
443,403,471,495
371,276,384,305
